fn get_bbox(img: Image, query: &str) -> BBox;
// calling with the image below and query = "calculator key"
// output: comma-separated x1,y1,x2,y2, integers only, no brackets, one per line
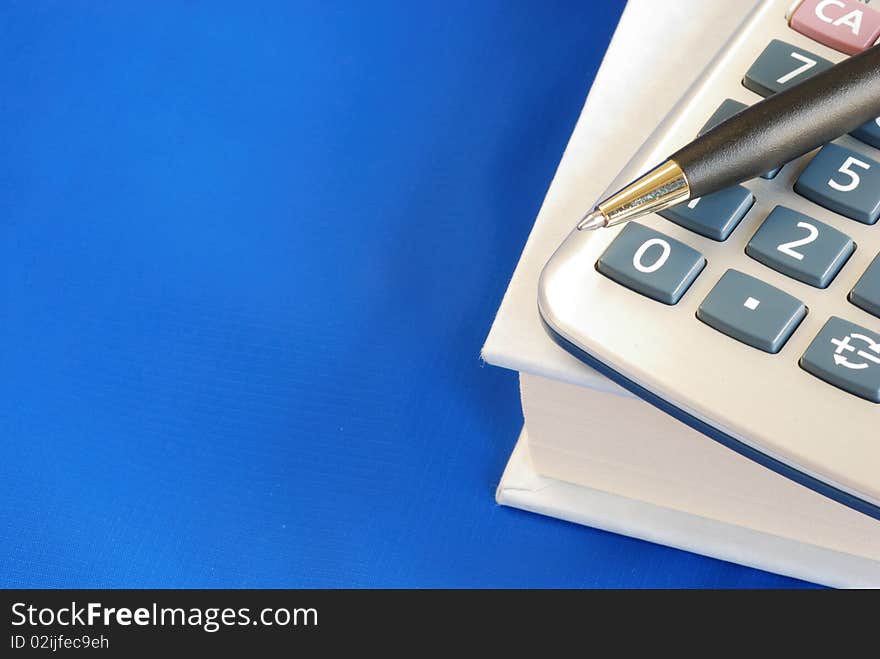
596,223,705,305
746,206,854,288
700,99,780,179
697,270,806,353
852,117,880,149
850,254,880,319
800,317,880,403
699,99,747,135
659,186,753,241
790,0,880,55
794,143,880,225
742,40,833,97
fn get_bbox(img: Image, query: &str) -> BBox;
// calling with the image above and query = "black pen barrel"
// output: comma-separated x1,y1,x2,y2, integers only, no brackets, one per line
671,44,880,198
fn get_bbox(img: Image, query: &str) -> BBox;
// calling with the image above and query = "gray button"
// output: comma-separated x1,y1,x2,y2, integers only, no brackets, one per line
801,317,880,403
851,254,880,319
743,39,833,97
697,269,806,353
794,144,880,225
852,117,880,150
659,186,753,241
596,222,705,305
746,206,854,288
699,99,747,135
699,99,780,179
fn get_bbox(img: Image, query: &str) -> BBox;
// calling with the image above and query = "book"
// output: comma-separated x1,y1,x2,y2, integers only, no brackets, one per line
481,0,880,587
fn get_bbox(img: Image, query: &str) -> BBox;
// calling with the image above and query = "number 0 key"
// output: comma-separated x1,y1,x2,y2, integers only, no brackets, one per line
596,223,706,305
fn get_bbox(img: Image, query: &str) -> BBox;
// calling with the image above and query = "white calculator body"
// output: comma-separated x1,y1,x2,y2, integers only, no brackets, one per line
538,0,880,519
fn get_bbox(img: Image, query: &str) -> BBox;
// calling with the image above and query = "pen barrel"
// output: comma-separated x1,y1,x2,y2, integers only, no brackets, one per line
671,44,880,199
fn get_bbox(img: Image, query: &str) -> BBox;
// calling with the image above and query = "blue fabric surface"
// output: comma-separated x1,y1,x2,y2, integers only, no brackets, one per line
0,1,815,588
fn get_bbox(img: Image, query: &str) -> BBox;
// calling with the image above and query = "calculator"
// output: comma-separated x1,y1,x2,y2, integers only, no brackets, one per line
538,0,880,520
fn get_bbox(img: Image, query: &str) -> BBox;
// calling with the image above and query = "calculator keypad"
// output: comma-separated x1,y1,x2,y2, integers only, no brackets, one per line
588,25,880,403
790,0,880,55
745,206,854,288
801,317,880,403
658,186,753,241
851,254,880,319
697,270,807,353
742,39,833,97
795,143,880,225
596,223,705,305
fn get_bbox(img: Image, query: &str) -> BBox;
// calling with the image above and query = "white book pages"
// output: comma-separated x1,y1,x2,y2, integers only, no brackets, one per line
521,372,880,565
497,429,880,588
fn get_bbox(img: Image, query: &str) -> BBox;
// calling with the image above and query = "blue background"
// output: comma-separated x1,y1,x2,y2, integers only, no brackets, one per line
0,1,814,588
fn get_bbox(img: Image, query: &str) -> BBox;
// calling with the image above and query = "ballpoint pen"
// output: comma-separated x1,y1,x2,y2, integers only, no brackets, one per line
577,42,880,232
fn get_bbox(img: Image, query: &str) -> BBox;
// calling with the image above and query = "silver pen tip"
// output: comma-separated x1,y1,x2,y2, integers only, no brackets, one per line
576,209,607,231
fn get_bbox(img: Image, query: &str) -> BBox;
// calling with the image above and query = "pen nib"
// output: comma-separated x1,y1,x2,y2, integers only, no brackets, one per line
576,209,607,231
